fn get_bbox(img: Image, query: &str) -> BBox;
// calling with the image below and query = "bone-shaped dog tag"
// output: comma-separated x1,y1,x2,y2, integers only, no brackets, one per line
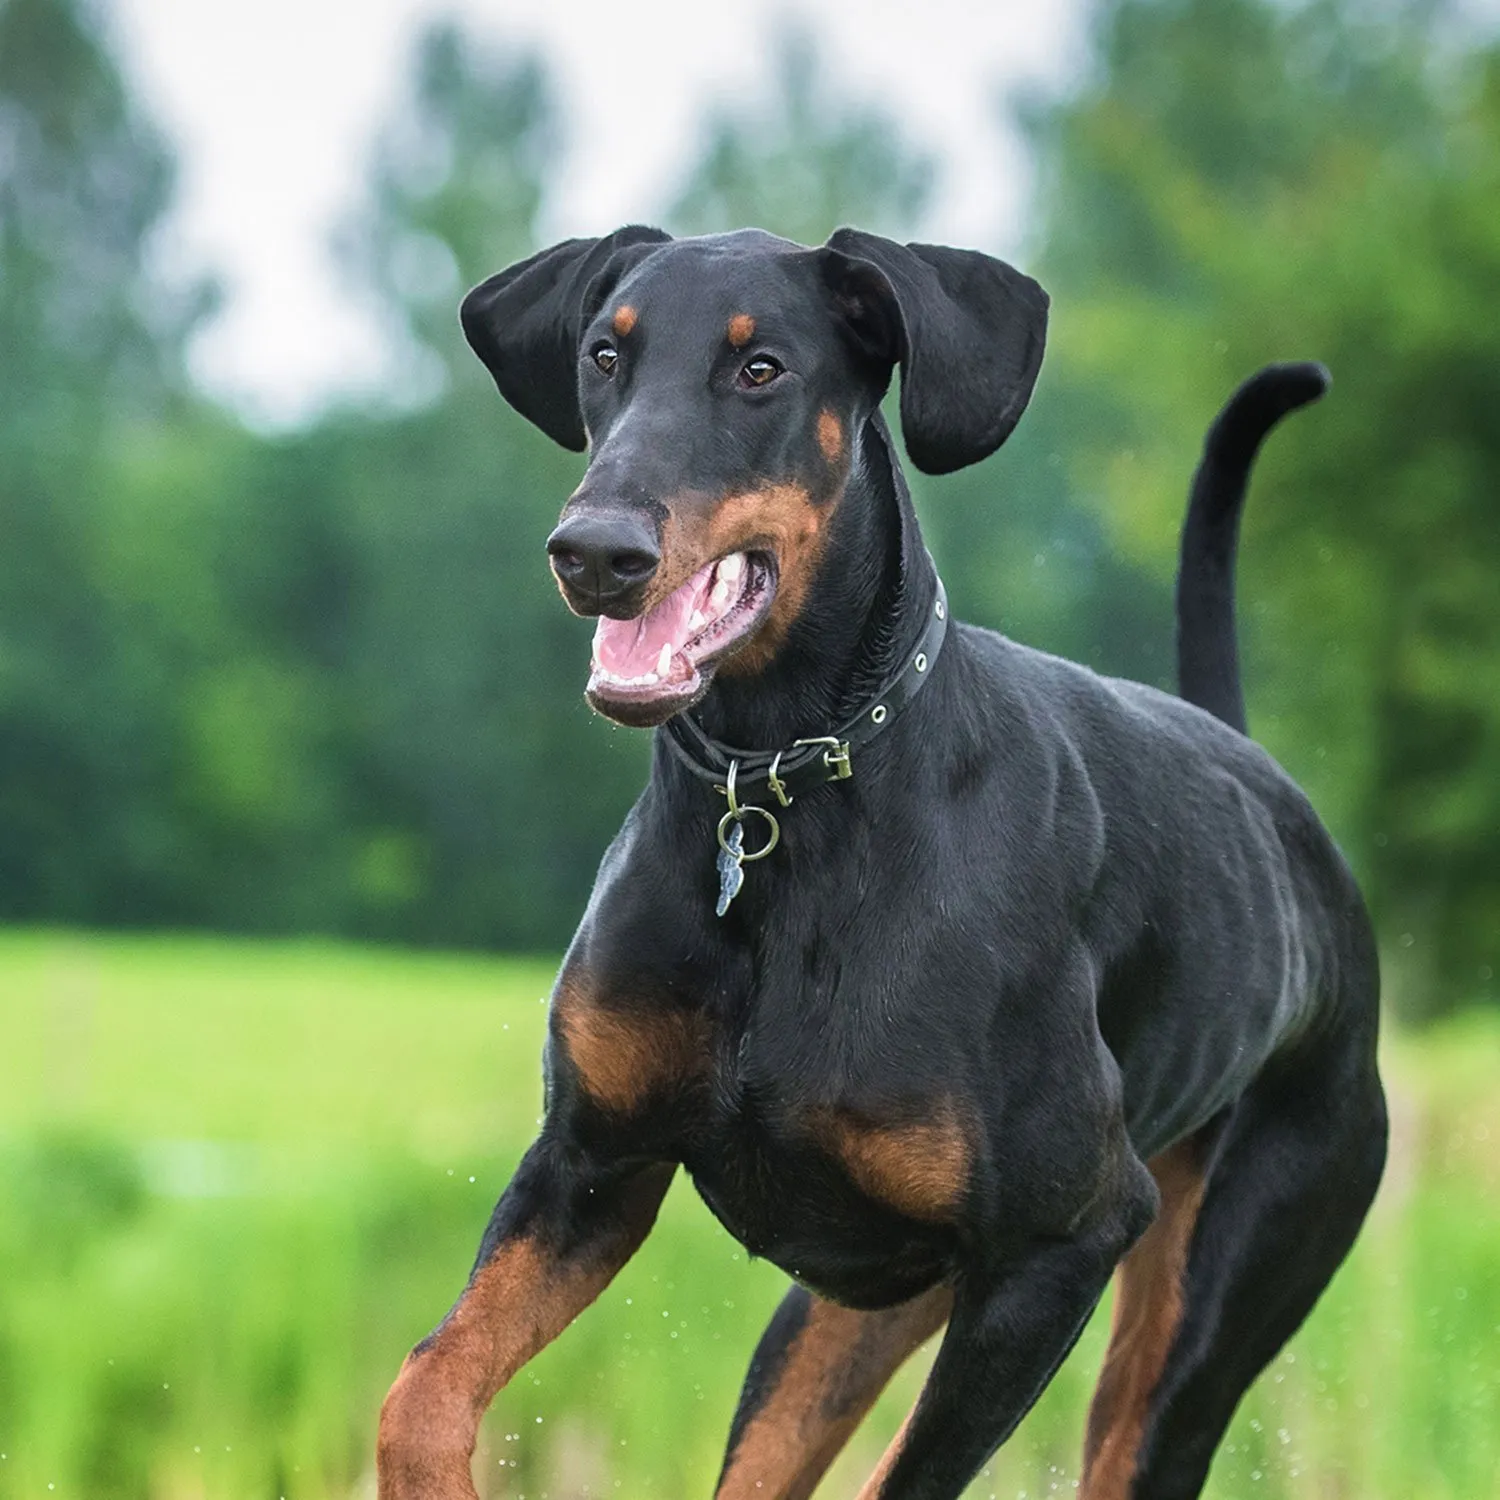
715,820,746,916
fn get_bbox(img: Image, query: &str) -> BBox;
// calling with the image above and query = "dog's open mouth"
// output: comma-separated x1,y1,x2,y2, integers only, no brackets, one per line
588,551,776,724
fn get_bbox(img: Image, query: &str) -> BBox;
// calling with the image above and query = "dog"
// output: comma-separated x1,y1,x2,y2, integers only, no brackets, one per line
375,227,1387,1500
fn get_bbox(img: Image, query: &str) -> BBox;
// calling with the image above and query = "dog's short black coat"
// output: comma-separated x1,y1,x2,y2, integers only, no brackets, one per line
375,227,1387,1500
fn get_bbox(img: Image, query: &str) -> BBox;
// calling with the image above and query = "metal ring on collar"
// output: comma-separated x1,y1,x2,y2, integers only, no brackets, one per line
717,805,780,861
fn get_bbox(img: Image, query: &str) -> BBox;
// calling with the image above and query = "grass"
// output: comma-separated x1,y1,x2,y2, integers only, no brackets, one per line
1,928,1497,1498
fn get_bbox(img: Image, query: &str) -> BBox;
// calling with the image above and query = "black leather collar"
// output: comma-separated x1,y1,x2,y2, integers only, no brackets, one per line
661,564,949,808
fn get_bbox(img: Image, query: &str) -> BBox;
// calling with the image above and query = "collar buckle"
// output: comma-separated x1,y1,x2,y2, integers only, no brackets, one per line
792,735,853,782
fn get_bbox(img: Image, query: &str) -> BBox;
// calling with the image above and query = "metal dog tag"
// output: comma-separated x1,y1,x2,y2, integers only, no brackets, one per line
713,762,780,917
715,820,746,916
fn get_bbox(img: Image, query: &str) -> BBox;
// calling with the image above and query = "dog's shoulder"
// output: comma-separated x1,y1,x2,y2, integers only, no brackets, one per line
946,620,1334,863
953,621,1280,775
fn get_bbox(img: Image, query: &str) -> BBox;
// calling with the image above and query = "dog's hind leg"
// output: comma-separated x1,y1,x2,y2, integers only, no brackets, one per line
716,1284,952,1500
376,1143,672,1500
1080,1011,1386,1500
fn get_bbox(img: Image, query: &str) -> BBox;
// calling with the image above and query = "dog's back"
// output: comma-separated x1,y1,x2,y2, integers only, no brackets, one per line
929,361,1376,1155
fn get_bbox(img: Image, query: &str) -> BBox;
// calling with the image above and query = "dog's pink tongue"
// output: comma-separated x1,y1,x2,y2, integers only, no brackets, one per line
592,561,715,681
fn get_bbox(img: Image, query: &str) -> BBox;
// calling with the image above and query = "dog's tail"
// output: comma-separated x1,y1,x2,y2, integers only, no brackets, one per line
1175,361,1330,734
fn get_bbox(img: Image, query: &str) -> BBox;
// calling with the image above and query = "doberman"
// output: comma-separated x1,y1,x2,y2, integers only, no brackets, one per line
375,227,1387,1500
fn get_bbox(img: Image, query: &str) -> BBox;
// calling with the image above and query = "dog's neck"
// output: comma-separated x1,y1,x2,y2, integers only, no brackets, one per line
688,413,931,751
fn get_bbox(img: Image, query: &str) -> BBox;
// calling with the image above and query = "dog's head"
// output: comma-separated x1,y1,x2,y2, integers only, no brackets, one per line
462,227,1047,726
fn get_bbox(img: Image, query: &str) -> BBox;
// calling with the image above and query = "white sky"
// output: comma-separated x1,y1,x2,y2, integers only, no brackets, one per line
104,0,1087,427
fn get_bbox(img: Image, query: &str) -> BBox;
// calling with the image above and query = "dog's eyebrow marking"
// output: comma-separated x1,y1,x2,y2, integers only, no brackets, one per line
611,305,638,337
810,1104,971,1222
817,409,844,463
727,313,756,347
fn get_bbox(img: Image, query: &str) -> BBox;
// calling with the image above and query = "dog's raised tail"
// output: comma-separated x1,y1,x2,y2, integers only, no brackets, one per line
1176,361,1330,734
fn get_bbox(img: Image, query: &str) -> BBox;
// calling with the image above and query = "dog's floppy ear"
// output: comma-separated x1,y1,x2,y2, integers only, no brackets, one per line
461,226,672,450
819,228,1048,475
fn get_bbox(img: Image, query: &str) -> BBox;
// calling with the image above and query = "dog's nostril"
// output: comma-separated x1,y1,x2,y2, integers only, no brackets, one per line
547,513,659,598
610,550,658,580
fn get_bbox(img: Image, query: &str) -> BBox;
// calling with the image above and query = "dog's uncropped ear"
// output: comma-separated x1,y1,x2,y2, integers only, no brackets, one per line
461,226,672,450
818,228,1048,475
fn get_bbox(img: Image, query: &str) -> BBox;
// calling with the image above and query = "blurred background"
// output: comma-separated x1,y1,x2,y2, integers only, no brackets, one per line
1,0,1497,1494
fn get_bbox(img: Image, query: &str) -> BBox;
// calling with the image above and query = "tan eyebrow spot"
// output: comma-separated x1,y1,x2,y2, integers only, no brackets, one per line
611,305,638,337
727,313,756,348
817,409,844,463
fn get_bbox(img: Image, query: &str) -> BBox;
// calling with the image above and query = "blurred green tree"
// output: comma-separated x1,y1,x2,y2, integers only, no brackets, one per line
336,21,558,394
243,23,645,946
4,2,1491,1007
1018,0,1500,1011
0,0,202,416
0,0,215,920
666,27,935,244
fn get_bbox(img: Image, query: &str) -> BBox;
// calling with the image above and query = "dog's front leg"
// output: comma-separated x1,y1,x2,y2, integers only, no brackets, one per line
376,1140,673,1500
855,1190,1154,1500
715,1283,953,1500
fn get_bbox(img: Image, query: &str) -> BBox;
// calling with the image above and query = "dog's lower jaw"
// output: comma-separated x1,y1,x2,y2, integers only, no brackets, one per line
586,668,713,727
585,552,780,725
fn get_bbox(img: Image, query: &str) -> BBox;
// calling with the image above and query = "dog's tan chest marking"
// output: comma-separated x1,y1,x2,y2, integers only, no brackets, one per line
555,980,709,1114
810,1104,972,1223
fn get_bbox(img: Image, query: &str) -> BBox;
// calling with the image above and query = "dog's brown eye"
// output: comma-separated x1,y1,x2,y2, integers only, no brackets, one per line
592,344,619,376
740,357,782,388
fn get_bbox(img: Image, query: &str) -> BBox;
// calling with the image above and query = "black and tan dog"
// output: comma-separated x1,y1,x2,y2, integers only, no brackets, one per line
375,227,1386,1500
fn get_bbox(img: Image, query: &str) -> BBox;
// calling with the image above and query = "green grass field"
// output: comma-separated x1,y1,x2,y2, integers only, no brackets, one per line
1,930,1497,1498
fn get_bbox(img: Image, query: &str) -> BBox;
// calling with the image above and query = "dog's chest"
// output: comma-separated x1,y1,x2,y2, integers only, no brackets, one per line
661,1009,966,1305
554,919,975,1302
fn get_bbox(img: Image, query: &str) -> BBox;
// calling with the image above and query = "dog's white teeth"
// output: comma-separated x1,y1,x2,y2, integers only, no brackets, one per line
719,553,744,586
655,643,673,677
688,610,706,634
640,670,659,685
710,579,730,611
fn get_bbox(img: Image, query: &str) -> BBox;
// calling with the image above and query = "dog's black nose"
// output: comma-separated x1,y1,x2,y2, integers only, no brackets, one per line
546,512,660,608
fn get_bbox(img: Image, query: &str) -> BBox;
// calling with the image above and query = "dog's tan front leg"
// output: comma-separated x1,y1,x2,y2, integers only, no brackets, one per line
716,1284,952,1500
376,1145,673,1499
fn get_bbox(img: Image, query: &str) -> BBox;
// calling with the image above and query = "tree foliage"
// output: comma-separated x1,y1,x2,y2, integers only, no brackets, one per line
337,22,558,394
665,28,935,244
0,0,200,418
1020,0,1499,1010
0,0,212,921
0,2,1492,1012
